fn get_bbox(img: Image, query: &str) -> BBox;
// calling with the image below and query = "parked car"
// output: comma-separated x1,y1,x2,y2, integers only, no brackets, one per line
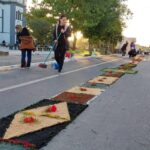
144,50,150,55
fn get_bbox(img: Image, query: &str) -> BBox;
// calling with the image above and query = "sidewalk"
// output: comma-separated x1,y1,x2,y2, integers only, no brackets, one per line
0,48,54,56
43,59,150,150
0,47,123,72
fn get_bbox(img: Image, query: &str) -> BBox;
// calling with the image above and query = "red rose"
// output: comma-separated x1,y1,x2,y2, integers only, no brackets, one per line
24,117,35,123
51,105,57,112
46,105,57,112
80,88,87,91
24,143,32,148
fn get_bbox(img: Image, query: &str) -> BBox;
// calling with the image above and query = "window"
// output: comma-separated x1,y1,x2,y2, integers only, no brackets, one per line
0,9,4,33
16,10,22,21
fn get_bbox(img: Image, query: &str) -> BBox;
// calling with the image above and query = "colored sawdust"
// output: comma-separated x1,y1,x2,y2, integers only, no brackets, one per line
66,86,103,96
101,68,138,75
102,71,124,78
81,82,108,89
118,63,137,70
133,55,144,62
99,55,118,61
101,68,125,73
0,142,34,150
88,76,118,85
0,100,88,149
51,92,94,104
3,102,70,139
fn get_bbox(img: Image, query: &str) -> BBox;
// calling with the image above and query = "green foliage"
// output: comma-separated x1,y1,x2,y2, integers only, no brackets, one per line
25,6,54,45
26,0,131,50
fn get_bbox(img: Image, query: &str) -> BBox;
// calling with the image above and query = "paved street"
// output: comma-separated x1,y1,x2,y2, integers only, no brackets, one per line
0,56,124,117
0,51,54,67
0,55,150,150
0,0,149,149
43,58,150,150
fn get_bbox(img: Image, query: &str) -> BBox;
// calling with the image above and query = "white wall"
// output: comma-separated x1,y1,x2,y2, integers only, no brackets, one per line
0,4,10,44
15,6,24,26
0,2,26,45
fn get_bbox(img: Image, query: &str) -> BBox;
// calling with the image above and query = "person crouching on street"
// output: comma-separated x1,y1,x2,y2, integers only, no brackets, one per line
19,27,35,68
53,15,71,73
128,42,137,58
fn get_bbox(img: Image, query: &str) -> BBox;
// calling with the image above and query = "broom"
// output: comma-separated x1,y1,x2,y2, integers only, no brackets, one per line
38,33,62,68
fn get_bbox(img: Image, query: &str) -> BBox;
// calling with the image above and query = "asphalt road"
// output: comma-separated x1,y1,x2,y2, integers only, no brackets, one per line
0,54,53,66
0,57,125,117
2,55,147,150
43,58,150,150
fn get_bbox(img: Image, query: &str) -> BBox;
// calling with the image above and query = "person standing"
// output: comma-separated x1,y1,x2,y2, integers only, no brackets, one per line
2,40,6,47
15,25,22,49
121,41,128,56
53,15,71,73
19,27,35,68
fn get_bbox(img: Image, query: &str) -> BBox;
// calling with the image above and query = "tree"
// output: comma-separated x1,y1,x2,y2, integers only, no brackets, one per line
26,0,131,52
82,0,131,52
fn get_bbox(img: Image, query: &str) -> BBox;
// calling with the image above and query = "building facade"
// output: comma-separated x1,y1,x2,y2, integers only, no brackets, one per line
0,0,26,46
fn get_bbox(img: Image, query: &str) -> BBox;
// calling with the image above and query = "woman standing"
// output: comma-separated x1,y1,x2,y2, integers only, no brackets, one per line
19,27,35,68
15,25,22,49
53,15,71,73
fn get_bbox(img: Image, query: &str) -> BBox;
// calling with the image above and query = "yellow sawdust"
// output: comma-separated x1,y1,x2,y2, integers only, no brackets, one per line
3,102,70,139
88,76,118,85
66,86,104,96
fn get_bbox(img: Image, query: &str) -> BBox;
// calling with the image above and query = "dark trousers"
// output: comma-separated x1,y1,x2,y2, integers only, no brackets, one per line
128,49,137,58
54,46,66,71
122,50,126,56
21,50,32,67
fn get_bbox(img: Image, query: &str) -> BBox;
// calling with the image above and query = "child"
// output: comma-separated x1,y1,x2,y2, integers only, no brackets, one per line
19,27,35,68
53,15,71,72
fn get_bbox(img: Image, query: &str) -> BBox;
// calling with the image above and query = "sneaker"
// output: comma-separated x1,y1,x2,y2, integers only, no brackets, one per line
51,63,57,70
52,62,60,70
55,63,60,70
58,67,62,73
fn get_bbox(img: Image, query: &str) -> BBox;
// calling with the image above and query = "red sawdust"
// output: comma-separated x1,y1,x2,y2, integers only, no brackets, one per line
51,92,94,104
103,72,124,78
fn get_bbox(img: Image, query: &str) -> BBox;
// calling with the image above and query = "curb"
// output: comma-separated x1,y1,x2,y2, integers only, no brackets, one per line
0,56,96,72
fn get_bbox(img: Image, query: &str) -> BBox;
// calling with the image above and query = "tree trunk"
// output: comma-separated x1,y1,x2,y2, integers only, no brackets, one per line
73,33,77,50
88,39,93,55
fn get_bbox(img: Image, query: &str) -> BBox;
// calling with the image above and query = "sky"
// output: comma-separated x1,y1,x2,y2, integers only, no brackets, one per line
27,0,150,46
27,0,32,7
123,0,150,46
